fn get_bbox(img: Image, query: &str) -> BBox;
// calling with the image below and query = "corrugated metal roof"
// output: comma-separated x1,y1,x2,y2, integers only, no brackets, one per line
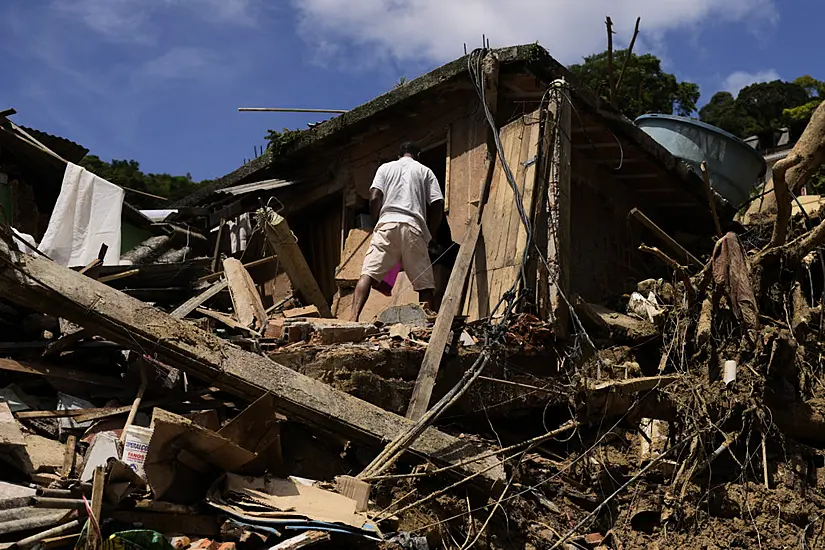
217,178,296,196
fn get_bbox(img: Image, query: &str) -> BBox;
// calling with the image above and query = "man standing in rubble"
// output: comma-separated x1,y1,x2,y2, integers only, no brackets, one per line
350,141,444,321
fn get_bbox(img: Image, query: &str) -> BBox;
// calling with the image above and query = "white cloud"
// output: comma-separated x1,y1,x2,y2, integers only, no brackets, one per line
55,0,259,43
136,47,225,81
291,0,778,66
721,69,781,95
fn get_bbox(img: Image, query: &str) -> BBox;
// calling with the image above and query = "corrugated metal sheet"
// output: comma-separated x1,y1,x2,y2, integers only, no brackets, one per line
218,178,296,196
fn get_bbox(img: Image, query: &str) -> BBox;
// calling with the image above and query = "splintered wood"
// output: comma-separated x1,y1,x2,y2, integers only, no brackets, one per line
223,258,267,330
463,110,544,321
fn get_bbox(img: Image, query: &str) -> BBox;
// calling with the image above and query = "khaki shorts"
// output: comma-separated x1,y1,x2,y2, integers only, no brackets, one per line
361,222,435,291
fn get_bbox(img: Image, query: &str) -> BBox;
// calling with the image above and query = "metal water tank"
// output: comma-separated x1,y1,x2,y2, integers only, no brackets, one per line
635,114,767,208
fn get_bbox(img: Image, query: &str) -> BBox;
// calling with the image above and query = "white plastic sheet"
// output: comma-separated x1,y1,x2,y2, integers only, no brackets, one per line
39,162,124,267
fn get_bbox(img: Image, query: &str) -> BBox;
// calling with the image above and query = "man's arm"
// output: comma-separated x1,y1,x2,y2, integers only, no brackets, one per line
369,188,384,223
427,199,444,241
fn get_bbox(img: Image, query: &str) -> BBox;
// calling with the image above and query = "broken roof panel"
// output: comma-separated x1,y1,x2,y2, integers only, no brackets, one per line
217,178,297,196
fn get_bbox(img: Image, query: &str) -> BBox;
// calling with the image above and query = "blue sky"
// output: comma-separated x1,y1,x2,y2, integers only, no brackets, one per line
1,0,820,183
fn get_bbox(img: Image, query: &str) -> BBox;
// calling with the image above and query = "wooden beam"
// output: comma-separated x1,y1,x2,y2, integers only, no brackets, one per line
629,208,702,267
0,358,126,387
406,220,481,420
0,244,503,487
223,258,267,329
170,280,229,319
261,210,332,318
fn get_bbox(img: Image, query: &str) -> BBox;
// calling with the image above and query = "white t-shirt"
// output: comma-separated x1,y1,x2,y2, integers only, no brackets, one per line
370,156,444,242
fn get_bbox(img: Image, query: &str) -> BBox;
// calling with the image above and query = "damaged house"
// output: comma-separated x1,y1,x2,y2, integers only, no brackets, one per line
2,44,825,550
169,44,723,324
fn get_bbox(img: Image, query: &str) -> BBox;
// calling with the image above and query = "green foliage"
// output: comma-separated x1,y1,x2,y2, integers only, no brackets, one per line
792,75,825,98
394,76,408,89
569,49,700,119
698,92,749,136
80,155,210,208
700,76,823,149
737,80,809,137
265,128,304,157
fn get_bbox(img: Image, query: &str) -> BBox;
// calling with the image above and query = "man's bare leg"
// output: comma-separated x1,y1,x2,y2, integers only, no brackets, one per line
418,289,436,313
350,275,376,321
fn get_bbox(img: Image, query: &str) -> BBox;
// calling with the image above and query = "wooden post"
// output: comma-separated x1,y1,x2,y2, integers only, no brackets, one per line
87,466,105,550
212,219,226,272
405,51,499,421
62,436,76,479
546,81,573,335
629,208,702,267
261,209,333,318
406,220,481,420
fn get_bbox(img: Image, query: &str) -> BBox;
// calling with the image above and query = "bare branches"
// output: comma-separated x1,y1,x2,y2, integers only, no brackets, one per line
605,17,615,103
614,17,641,98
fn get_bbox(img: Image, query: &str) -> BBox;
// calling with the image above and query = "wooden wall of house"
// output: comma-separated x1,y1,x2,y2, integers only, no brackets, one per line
326,89,490,247
567,151,646,304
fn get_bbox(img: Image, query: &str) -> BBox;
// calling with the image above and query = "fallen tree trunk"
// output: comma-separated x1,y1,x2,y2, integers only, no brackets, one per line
0,243,504,487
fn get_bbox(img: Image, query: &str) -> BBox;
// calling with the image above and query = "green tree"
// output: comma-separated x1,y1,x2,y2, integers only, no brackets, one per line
569,49,700,119
80,155,208,208
736,80,808,138
698,91,749,136
783,76,825,130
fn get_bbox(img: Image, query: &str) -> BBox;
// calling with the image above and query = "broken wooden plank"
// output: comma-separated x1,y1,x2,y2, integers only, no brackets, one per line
196,308,259,336
282,305,320,318
0,358,126,387
223,258,267,329
261,209,333,318
88,467,105,550
629,208,702,268
0,243,503,487
170,280,229,319
42,329,89,358
61,436,76,479
406,219,481,420
98,268,140,284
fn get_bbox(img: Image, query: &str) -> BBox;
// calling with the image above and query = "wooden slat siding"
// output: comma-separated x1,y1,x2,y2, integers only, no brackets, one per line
515,117,542,273
462,112,542,321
